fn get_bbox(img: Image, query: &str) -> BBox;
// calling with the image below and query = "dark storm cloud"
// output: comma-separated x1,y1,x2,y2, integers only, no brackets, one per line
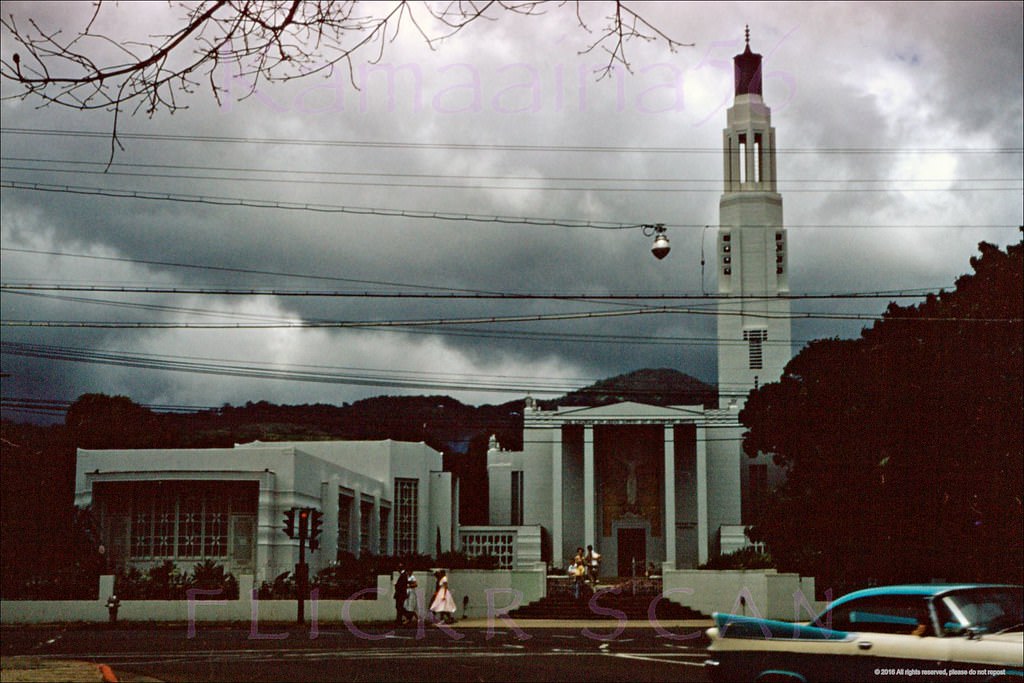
2,1,1021,417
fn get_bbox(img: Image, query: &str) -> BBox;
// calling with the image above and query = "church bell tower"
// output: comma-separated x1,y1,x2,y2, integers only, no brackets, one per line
717,29,792,409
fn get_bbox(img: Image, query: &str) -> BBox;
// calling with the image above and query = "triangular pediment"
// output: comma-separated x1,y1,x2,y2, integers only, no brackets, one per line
552,401,705,420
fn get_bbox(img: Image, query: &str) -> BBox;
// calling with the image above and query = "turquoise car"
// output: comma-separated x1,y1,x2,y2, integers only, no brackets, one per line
705,584,1023,682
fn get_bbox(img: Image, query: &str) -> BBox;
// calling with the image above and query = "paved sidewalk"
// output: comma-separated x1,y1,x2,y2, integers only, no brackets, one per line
0,620,712,681
0,656,116,682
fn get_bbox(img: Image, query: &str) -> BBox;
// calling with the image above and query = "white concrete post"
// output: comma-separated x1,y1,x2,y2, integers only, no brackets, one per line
696,425,709,565
551,426,563,570
663,424,676,570
583,425,595,552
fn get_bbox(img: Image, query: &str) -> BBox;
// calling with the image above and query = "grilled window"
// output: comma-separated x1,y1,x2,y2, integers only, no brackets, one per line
393,478,419,555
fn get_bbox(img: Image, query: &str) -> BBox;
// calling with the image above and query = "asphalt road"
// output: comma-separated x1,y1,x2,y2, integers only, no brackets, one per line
1,621,713,682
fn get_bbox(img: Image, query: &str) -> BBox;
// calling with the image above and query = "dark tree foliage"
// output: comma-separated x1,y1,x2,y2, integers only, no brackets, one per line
0,421,78,597
66,393,173,449
741,241,1023,590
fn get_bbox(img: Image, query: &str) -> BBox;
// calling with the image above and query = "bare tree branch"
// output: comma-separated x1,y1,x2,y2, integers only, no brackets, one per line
1,0,691,161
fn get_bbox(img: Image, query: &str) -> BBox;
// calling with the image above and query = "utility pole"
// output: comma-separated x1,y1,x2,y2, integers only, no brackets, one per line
296,508,309,624
282,507,323,625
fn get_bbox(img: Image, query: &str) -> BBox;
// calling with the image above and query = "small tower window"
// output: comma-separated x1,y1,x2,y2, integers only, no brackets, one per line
723,256,731,264
744,329,768,370
776,242,784,252
723,233,731,242
723,244,731,253
775,232,783,242
777,266,784,275
724,267,731,275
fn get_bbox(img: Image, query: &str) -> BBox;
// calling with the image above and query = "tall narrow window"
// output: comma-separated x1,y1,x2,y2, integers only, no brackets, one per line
359,495,373,556
510,471,524,526
754,133,763,182
378,505,390,555
738,134,747,184
744,329,768,370
337,490,353,557
394,478,418,555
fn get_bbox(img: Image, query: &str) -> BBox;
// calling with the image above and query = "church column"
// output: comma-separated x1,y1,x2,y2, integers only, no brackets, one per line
663,424,676,570
696,425,709,565
324,478,339,565
551,426,563,568
583,425,595,549
353,486,363,558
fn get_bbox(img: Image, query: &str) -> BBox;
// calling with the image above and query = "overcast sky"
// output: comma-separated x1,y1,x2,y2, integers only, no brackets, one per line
1,1,1021,422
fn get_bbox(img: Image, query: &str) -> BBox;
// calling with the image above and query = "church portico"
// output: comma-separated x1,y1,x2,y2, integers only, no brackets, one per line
490,401,715,575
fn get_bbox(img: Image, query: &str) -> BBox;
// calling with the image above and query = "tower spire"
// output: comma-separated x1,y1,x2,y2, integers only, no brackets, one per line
734,27,762,96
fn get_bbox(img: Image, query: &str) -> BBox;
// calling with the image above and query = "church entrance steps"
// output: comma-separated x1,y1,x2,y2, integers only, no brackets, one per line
507,578,708,621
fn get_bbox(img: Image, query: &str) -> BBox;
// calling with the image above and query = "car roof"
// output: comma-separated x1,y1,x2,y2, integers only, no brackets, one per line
828,584,1020,608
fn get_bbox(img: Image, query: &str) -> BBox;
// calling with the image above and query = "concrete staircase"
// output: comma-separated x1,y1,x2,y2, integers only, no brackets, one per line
508,578,707,621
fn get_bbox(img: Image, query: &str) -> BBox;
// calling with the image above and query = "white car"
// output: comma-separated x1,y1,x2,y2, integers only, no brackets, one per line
705,584,1023,682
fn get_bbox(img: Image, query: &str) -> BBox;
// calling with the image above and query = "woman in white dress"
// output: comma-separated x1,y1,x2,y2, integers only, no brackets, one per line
429,569,457,624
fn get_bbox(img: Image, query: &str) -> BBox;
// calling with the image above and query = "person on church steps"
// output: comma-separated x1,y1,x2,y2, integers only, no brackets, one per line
570,552,586,600
585,545,601,585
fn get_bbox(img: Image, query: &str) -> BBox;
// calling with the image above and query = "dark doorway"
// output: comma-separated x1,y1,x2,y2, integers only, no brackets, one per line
617,528,646,577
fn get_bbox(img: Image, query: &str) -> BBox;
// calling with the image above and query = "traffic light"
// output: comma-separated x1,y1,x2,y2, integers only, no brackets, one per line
298,508,310,541
283,508,297,538
308,509,323,551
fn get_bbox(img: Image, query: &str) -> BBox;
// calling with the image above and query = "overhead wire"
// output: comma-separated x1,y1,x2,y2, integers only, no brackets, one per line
0,340,773,397
3,128,1022,155
0,283,943,300
3,160,1020,193
5,156,1021,186
4,180,1021,231
0,181,645,229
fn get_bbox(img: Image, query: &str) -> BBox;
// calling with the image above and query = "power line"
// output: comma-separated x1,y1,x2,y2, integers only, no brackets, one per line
0,247,973,298
0,283,940,300
0,340,773,398
0,246,500,294
0,181,645,229
3,127,1022,155
0,290,817,348
4,306,1019,328
0,341,602,395
4,162,1020,193
5,181,1022,231
5,156,1021,186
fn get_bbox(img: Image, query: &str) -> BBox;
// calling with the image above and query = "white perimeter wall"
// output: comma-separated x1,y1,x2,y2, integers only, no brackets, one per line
0,570,546,625
663,569,824,621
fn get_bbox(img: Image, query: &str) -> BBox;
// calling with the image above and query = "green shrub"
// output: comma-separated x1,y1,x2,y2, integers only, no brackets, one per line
114,560,238,599
699,547,775,570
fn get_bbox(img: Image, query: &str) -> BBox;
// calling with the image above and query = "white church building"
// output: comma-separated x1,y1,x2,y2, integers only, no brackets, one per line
76,440,458,581
73,35,791,582
485,33,790,576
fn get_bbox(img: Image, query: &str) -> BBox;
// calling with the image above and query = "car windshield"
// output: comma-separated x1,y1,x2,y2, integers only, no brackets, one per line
942,587,1023,634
